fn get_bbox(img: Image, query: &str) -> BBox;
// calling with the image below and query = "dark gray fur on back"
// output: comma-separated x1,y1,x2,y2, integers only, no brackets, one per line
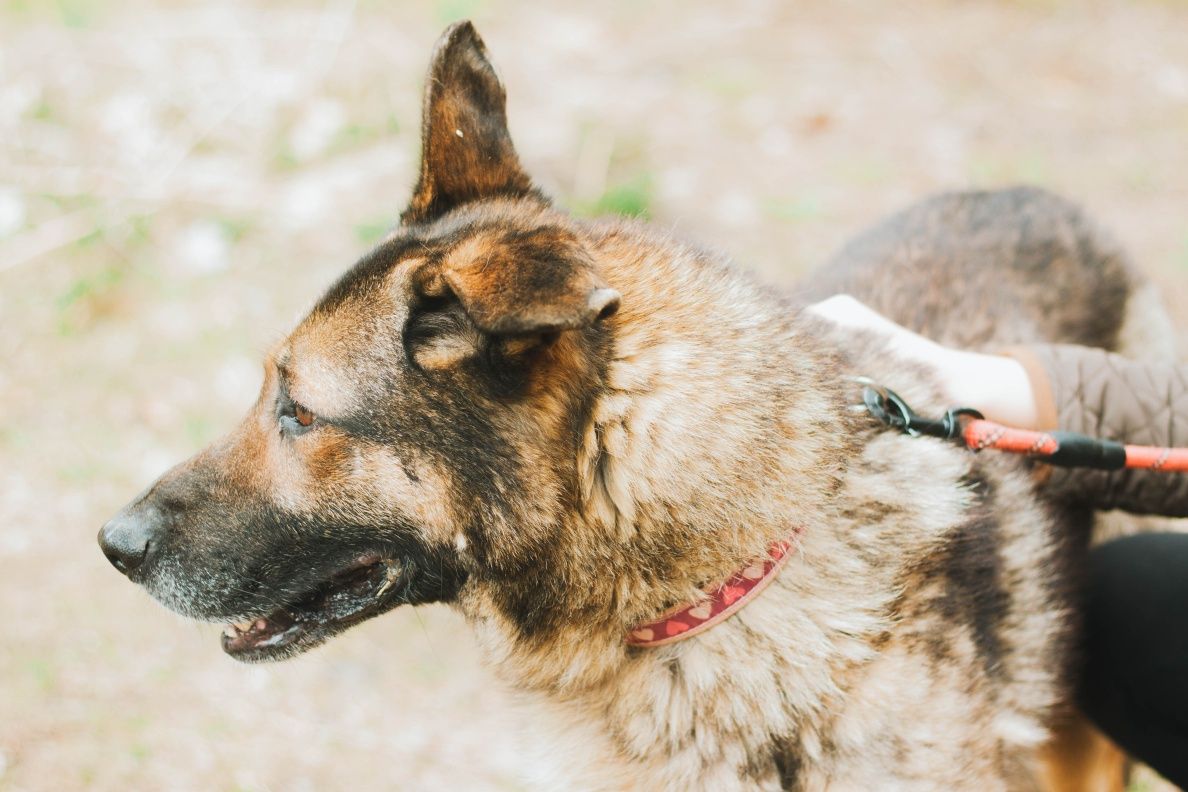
800,186,1138,351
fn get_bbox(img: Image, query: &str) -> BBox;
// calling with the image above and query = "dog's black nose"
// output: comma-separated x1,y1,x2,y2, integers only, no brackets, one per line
98,507,162,577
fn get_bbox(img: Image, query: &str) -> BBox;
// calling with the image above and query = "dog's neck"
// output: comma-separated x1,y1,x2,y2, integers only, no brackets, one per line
459,224,861,692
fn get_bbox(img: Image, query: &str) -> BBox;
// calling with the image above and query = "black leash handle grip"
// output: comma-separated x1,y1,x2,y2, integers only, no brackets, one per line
1046,432,1127,470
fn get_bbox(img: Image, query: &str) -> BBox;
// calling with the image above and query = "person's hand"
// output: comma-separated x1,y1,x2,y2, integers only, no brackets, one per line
806,295,1041,430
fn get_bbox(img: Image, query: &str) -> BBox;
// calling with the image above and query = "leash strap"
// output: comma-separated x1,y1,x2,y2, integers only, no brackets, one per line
862,382,1188,472
962,418,1188,472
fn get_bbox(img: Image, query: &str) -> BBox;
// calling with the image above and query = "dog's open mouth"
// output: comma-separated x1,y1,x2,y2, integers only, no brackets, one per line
220,554,404,662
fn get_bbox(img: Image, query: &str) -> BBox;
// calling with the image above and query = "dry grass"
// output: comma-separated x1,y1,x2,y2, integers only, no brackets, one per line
2,0,1187,789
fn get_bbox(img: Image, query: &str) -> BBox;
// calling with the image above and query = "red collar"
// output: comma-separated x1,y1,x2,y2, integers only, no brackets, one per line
626,534,800,648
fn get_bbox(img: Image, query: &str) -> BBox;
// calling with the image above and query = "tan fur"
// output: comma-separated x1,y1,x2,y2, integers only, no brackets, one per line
1039,713,1128,792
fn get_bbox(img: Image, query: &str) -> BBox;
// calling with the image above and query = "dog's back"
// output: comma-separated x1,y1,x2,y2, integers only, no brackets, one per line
803,186,1171,358
506,190,1146,790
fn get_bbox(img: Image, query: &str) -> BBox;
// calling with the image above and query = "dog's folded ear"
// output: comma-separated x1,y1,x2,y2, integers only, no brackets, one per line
402,21,536,226
420,227,620,336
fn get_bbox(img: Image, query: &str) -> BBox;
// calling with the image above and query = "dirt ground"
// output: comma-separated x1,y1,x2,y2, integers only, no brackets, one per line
2,1,1187,790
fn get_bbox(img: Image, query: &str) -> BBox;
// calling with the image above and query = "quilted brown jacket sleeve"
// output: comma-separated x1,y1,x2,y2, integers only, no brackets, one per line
1009,345,1188,517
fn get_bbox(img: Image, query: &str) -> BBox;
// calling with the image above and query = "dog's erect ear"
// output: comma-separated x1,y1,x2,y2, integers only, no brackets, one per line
419,227,620,337
401,22,535,226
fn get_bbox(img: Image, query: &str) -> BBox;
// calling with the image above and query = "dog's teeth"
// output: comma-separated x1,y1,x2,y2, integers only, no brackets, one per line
224,626,237,638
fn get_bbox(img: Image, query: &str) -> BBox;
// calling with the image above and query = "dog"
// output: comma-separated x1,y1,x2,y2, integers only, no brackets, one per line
99,21,1166,790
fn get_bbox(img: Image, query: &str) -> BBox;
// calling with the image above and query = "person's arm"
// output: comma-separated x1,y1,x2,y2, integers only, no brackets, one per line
807,295,1042,427
1003,344,1188,516
808,295,1188,517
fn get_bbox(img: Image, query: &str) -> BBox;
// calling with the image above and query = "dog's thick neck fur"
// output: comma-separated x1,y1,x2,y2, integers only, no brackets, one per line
459,220,861,687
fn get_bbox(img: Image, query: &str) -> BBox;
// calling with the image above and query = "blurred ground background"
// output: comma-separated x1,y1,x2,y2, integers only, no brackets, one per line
2,0,1187,789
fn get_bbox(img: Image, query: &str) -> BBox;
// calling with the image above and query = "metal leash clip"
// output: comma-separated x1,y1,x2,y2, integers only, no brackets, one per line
851,377,983,441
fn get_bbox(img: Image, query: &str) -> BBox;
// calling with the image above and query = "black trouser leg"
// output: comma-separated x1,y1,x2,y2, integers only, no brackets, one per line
1078,532,1188,788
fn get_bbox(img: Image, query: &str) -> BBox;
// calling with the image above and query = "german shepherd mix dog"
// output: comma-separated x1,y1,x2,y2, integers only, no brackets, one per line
100,21,1165,791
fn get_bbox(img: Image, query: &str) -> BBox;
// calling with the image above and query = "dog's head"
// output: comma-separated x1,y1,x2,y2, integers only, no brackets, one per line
99,22,621,662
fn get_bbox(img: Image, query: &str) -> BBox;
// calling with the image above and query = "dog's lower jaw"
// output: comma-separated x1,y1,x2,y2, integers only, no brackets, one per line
137,536,470,663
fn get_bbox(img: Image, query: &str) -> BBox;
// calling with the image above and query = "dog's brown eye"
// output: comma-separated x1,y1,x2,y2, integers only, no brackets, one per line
294,403,315,427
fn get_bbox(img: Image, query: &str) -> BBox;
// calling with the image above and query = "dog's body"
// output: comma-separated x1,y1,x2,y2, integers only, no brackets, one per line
499,187,1144,791
100,22,1163,790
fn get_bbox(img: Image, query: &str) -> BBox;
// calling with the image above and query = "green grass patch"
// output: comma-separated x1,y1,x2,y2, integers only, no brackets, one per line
30,97,56,122
763,195,824,222
184,413,217,447
435,0,485,25
56,261,124,312
328,117,398,155
967,152,1052,187
693,66,755,101
25,658,57,693
0,426,30,451
1175,230,1188,272
333,123,374,151
53,233,147,335
837,157,897,187
355,216,393,245
203,716,233,738
57,462,103,485
53,0,101,28
126,215,154,247
1015,153,1052,185
271,145,300,172
576,175,654,220
74,227,104,249
217,216,252,243
276,113,400,167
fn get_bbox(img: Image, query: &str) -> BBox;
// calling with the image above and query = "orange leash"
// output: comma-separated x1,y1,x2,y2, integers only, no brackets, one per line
962,418,1188,472
861,380,1188,473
